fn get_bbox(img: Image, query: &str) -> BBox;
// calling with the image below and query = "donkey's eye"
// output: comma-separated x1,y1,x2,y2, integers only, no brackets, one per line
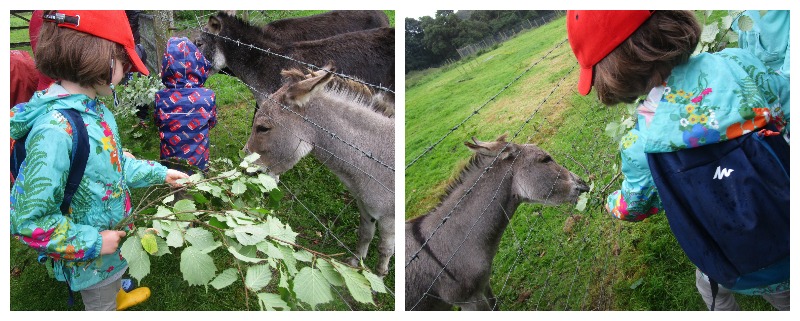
256,125,271,133
540,155,552,163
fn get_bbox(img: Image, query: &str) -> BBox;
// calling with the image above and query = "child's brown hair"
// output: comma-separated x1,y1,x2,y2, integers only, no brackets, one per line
35,12,130,88
593,11,701,105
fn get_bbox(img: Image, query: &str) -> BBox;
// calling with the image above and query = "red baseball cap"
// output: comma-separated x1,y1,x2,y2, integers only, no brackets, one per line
44,10,149,76
567,10,653,95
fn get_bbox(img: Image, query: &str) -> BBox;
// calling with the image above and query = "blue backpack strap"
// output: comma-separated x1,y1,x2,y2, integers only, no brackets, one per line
57,109,89,215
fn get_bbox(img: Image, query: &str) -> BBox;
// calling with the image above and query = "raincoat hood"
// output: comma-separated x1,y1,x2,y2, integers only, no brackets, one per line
10,84,98,140
161,37,211,89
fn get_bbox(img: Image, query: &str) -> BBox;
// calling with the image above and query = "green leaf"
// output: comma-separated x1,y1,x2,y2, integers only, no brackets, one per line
208,216,228,229
265,216,299,244
166,228,184,248
234,224,270,246
575,192,588,212
192,192,209,204
210,268,238,290
173,199,197,214
188,173,203,183
185,227,218,251
363,270,387,293
162,194,175,204
293,267,333,308
156,205,172,217
121,235,151,282
140,233,159,255
258,174,278,191
737,15,753,32
293,250,313,262
227,246,266,263
278,268,290,289
180,246,217,286
257,293,290,311
317,259,345,287
231,180,247,195
630,277,645,289
256,240,284,259
700,23,719,44
279,245,298,275
153,236,171,257
245,264,273,291
243,152,261,164
333,261,374,305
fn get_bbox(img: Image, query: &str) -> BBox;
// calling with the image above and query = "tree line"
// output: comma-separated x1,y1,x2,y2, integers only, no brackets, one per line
405,10,556,73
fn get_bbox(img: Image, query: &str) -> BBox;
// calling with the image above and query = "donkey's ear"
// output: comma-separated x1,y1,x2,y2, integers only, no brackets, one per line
207,16,222,35
284,70,335,106
495,133,508,143
465,137,516,159
280,69,308,83
222,10,237,16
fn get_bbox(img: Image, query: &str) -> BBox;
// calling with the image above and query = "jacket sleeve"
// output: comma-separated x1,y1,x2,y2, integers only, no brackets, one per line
10,123,103,262
605,128,662,221
122,154,169,188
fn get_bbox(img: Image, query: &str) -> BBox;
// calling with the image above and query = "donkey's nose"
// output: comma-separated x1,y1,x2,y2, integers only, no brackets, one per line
575,176,590,193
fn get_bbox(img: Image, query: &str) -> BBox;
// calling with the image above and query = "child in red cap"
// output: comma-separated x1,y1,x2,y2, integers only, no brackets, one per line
10,10,190,311
567,10,789,310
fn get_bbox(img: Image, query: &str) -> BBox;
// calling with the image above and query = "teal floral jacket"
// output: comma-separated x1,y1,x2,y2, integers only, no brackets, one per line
10,84,168,291
605,48,789,222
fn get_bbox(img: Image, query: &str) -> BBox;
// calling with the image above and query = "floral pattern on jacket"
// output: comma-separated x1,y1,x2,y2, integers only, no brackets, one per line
606,48,789,221
10,84,168,291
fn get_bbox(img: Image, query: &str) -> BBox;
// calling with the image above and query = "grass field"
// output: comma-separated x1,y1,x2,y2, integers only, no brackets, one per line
10,10,395,311
404,12,774,311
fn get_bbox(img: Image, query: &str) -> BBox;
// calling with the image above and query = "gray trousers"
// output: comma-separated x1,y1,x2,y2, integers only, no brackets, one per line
79,277,122,311
695,269,790,311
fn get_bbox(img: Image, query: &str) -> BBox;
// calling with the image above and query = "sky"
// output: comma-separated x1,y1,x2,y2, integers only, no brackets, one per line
403,8,437,20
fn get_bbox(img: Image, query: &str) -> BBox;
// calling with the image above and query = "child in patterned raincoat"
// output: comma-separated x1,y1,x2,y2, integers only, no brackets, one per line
154,37,217,174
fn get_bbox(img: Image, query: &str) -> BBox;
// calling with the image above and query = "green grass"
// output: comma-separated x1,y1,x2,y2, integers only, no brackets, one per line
10,10,394,311
405,12,774,311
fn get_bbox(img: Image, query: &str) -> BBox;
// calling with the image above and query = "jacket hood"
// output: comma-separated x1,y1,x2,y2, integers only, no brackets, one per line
10,84,98,140
161,37,211,89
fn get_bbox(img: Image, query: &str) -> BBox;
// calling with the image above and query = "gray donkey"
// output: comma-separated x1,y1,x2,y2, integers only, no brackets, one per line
245,68,395,276
405,135,589,310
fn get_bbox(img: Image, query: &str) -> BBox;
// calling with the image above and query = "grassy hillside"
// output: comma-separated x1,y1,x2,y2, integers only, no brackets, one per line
404,13,773,311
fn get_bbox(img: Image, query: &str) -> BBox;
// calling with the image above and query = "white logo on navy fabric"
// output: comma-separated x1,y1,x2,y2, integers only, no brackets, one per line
713,166,734,180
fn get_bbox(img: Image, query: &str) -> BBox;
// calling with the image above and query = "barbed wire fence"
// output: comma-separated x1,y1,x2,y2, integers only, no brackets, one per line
128,10,397,310
405,25,635,310
456,11,566,59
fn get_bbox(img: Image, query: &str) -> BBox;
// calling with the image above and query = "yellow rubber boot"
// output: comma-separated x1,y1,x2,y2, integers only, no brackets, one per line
116,287,151,311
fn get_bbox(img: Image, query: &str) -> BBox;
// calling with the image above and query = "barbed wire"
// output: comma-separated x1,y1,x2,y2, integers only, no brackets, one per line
408,65,576,310
202,31,395,95
404,37,568,170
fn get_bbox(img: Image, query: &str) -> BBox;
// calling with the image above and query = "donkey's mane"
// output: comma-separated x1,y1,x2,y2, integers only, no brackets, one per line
216,12,270,41
283,67,394,118
440,153,492,203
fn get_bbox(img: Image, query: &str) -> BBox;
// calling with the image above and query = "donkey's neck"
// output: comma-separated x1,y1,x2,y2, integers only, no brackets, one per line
220,23,286,95
427,159,520,253
305,91,394,196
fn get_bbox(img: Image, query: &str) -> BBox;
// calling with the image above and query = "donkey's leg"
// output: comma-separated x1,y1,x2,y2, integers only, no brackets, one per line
348,201,376,268
376,213,395,276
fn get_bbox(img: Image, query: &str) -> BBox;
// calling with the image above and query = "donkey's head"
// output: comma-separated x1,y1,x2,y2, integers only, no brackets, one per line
244,66,336,178
196,11,245,74
465,135,589,205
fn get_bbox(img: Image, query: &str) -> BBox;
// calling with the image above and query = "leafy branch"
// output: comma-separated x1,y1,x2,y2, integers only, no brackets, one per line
118,153,387,310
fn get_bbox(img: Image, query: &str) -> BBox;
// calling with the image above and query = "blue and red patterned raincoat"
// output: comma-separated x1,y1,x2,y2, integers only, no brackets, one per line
155,37,217,173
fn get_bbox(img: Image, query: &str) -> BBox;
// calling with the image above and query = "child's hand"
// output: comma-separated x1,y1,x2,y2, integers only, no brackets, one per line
123,151,136,159
165,169,190,187
100,230,127,255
